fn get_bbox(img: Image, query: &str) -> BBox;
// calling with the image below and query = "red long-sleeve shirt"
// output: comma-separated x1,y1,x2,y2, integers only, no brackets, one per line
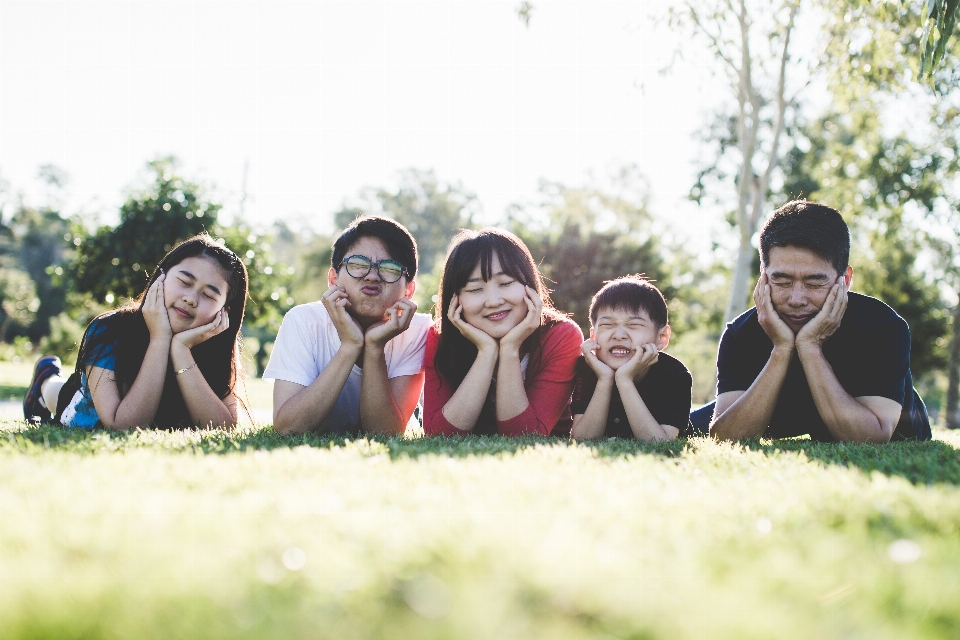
422,318,583,437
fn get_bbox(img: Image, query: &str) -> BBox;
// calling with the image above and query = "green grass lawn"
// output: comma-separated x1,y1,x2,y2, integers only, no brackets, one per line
2,420,959,640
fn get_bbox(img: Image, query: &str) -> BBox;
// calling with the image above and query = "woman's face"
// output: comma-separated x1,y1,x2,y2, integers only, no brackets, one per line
162,255,230,333
457,254,529,339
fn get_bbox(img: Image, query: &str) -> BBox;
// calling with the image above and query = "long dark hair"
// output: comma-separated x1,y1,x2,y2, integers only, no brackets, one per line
433,228,564,388
75,234,248,428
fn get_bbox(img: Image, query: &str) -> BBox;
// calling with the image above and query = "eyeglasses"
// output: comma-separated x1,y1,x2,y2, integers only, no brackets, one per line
338,255,409,283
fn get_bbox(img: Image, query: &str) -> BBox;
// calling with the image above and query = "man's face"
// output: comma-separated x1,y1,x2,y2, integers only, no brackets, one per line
328,236,415,327
764,245,851,334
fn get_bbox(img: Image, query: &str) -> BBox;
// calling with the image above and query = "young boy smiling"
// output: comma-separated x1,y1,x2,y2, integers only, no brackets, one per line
571,276,692,441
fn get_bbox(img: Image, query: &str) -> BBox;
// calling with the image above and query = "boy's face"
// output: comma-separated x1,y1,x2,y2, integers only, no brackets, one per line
328,236,415,326
590,306,670,370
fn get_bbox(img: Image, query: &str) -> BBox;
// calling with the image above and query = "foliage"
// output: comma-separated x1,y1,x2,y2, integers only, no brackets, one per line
506,171,670,336
778,106,953,376
2,421,959,640
670,0,807,323
918,0,960,77
333,168,479,278
71,157,222,304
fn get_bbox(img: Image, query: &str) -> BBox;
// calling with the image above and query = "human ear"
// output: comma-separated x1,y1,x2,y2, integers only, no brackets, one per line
589,326,596,340
404,279,416,299
656,324,672,351
843,266,853,289
328,267,338,288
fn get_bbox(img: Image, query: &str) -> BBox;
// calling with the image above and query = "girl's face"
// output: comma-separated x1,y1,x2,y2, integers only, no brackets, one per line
458,254,529,339
163,256,230,333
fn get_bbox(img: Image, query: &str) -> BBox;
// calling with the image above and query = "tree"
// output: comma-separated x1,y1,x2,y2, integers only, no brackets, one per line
670,0,807,323
333,169,478,278
72,157,221,302
70,157,296,377
506,169,670,337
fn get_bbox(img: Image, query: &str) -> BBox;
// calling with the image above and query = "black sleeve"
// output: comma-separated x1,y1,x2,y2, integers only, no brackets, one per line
846,317,910,404
716,321,751,395
570,357,596,416
645,357,693,430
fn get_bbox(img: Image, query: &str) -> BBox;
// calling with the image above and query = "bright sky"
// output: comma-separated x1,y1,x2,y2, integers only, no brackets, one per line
0,0,727,242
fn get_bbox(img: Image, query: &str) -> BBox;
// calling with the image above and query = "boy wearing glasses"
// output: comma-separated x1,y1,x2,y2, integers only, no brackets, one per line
266,216,430,435
571,276,692,441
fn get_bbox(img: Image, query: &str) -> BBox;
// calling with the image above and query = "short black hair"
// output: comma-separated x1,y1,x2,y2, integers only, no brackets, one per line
331,215,418,279
589,275,668,328
759,200,850,275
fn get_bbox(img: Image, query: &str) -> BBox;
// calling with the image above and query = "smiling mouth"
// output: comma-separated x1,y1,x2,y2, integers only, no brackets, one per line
784,313,814,325
172,307,192,319
485,310,510,321
608,346,632,356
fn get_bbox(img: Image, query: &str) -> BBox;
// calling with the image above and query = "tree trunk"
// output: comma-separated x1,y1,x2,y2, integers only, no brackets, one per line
725,231,755,323
255,343,269,378
946,290,960,429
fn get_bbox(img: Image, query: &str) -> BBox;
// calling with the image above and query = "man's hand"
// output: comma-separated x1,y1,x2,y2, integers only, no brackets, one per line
499,286,543,355
796,276,848,350
754,272,795,349
321,285,364,349
448,293,499,353
614,343,659,384
364,298,418,348
581,339,614,381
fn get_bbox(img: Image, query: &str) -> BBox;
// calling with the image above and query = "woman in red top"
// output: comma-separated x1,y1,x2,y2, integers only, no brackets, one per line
422,228,583,436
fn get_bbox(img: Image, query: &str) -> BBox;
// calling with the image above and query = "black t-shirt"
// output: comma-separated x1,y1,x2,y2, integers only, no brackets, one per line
571,352,693,438
717,291,929,441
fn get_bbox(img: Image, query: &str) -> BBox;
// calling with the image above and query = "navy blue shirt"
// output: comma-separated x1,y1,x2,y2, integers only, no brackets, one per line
717,292,930,441
572,352,693,438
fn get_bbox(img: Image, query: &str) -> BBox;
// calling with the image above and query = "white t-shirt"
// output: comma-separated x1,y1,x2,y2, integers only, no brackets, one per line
264,301,431,433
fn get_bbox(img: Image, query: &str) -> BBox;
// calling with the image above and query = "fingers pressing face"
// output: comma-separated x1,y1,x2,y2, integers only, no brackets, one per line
163,256,230,334
330,236,414,327
764,246,844,333
456,254,530,339
590,306,667,370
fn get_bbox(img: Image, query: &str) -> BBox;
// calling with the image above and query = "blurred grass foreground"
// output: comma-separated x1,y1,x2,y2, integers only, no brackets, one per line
1,422,959,640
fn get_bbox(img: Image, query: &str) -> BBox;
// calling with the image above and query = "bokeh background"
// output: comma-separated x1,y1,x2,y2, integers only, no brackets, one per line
1,0,958,424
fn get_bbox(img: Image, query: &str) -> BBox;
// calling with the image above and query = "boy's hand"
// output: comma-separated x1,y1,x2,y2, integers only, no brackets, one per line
321,285,364,350
581,339,614,381
754,272,795,350
143,274,173,342
614,343,659,384
448,294,498,352
365,297,418,349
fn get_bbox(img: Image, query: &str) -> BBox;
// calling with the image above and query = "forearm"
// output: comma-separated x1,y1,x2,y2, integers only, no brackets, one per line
617,377,675,441
274,346,360,434
495,346,530,421
797,344,892,443
570,379,614,440
440,348,498,431
359,345,404,435
110,339,170,429
711,346,793,440
171,344,237,428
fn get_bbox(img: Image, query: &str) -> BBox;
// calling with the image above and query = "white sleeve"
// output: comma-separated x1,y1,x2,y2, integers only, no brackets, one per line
262,307,322,387
386,314,430,379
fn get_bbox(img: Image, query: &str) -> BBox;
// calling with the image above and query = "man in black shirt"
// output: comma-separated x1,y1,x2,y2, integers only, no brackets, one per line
571,276,693,440
709,200,931,442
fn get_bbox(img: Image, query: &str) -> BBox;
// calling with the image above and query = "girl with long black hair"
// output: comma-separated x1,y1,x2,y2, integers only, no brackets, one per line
23,234,248,429
422,228,582,436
